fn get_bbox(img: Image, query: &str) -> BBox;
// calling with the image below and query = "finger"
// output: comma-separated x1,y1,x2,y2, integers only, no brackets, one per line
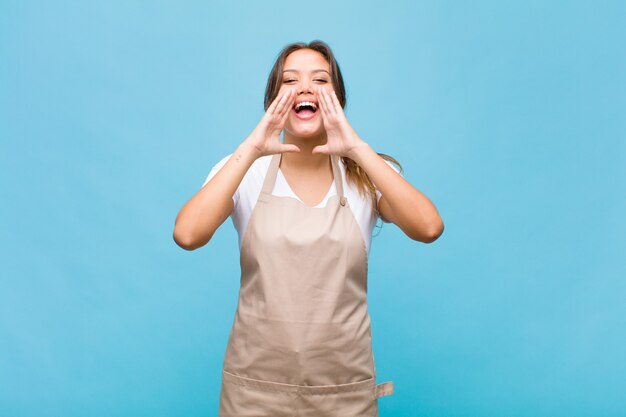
271,89,290,115
267,89,287,114
280,144,301,153
279,101,292,125
269,88,289,116
312,144,330,155
278,90,296,124
281,88,296,117
274,88,295,116
316,86,330,119
319,86,335,117
329,89,342,114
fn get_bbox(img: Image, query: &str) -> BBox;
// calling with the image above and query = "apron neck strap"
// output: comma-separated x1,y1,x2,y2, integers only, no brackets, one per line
330,155,346,203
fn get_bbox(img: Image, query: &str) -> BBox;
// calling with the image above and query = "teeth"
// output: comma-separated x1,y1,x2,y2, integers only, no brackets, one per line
295,101,317,111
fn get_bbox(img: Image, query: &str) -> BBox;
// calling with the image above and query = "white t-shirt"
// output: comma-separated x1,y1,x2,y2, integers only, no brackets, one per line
202,153,402,255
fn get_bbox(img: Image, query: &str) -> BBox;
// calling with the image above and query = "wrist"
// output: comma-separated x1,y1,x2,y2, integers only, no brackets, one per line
346,141,372,163
236,141,263,163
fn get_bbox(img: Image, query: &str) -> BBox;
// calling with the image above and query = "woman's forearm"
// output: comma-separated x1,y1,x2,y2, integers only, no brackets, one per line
348,142,444,243
173,141,260,250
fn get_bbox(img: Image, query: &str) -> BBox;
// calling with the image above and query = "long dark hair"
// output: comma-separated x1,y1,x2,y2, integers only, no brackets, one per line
264,40,403,220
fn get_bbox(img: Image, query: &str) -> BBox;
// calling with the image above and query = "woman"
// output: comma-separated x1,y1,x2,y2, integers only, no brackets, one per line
173,40,444,416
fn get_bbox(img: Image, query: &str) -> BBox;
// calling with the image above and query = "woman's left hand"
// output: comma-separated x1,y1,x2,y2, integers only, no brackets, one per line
312,86,367,158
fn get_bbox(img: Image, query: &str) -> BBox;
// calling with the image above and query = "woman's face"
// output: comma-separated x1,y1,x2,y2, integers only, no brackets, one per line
280,49,332,139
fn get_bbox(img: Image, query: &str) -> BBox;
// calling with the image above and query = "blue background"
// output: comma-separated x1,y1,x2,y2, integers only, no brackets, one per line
1,1,625,416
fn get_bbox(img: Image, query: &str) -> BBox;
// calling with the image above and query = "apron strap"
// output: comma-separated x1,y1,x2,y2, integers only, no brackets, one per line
375,381,394,398
261,153,347,206
260,153,281,197
330,155,347,206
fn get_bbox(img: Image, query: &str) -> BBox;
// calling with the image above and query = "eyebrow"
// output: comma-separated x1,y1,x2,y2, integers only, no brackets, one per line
283,69,330,75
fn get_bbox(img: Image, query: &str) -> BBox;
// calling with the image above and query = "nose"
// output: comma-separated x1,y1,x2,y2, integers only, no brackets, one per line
297,77,314,96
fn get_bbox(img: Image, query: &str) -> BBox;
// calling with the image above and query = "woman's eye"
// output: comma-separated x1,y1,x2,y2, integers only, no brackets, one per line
282,79,327,83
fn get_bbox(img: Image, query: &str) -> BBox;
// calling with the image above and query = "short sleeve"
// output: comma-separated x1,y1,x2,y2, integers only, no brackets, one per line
376,159,403,223
201,154,239,207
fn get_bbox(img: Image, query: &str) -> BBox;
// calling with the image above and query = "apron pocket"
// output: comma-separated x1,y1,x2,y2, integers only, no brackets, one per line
219,370,298,417
220,370,390,417
295,377,378,417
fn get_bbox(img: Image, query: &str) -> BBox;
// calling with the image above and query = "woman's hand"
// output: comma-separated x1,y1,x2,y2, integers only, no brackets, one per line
312,85,367,158
242,87,301,158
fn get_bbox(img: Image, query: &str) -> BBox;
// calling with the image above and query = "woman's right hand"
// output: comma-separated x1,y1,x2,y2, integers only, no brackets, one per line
242,87,300,157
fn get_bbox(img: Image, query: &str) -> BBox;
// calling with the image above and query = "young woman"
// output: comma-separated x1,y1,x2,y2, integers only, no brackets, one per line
173,40,444,416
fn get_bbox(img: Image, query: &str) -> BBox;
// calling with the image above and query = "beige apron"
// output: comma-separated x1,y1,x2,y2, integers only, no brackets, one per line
218,153,394,416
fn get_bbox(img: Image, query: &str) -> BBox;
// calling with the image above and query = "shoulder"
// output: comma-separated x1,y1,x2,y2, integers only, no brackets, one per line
202,154,233,187
212,153,233,171
205,153,233,177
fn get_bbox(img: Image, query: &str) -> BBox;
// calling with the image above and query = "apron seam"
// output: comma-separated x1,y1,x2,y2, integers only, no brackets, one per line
223,370,377,394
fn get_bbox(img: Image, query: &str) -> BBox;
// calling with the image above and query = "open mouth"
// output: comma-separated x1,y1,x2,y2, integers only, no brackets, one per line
292,101,318,120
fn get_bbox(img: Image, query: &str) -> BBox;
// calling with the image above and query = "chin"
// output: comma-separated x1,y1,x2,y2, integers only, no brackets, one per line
285,120,325,138
291,129,323,138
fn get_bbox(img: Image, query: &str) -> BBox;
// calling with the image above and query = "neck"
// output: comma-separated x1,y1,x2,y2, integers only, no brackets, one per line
281,131,331,171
